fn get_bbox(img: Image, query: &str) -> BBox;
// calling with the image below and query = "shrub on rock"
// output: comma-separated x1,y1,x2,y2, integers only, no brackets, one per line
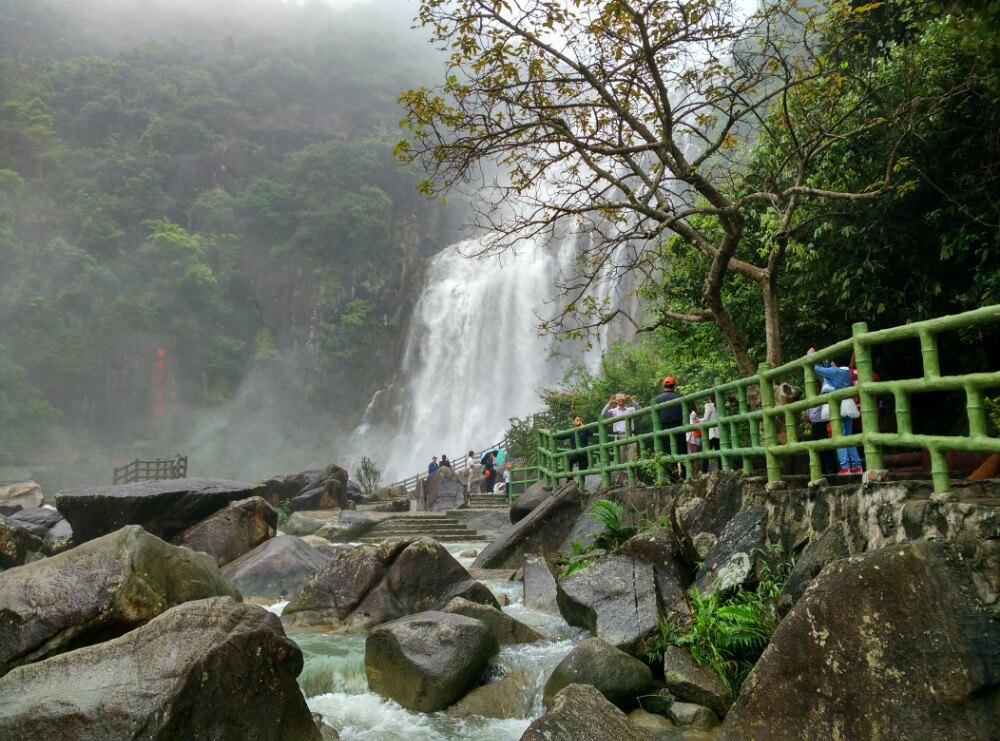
283,537,498,631
220,535,331,600
0,525,240,677
365,611,498,713
543,637,654,709
0,597,319,740
719,540,1000,740
523,684,652,741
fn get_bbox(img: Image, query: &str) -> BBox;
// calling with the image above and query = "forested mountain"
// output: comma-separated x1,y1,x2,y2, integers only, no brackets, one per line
0,0,457,465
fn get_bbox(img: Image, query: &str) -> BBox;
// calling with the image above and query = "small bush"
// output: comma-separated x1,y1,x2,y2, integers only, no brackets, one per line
357,456,382,494
278,499,293,526
589,498,628,550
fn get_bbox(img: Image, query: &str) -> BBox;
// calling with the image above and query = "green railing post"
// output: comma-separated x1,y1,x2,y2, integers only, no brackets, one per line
919,329,941,379
758,363,782,484
548,431,560,487
650,402,666,483
597,416,612,489
714,379,731,471
680,398,693,478
737,385,753,473
852,321,883,472
573,428,585,489
801,362,823,480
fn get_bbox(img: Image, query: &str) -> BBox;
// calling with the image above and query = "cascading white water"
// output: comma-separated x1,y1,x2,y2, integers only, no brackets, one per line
355,231,598,480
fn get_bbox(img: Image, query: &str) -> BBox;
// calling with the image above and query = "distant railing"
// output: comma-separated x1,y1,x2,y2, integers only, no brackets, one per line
114,455,188,485
536,306,1000,494
0,447,176,466
389,437,510,494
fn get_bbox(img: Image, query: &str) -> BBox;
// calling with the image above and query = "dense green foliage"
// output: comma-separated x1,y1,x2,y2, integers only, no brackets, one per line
0,0,450,455
645,553,794,695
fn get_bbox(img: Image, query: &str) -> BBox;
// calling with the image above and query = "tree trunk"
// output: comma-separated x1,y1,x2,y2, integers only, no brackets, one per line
761,273,783,368
704,233,757,377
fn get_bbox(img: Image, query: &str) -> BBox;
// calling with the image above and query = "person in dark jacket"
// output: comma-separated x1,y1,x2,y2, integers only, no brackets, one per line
440,454,452,469
482,451,497,492
557,416,594,473
654,376,685,478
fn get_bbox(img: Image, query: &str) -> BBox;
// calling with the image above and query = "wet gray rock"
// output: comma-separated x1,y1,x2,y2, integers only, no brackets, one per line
0,597,319,740
543,637,654,709
283,537,498,631
556,555,660,655
662,646,732,719
416,467,466,511
693,503,767,595
173,496,277,567
0,482,43,512
41,518,74,556
473,482,584,569
668,701,719,730
258,472,314,507
220,535,331,600
670,471,751,563
510,480,550,523
446,669,533,720
777,523,850,616
55,478,266,543
0,517,42,568
365,611,498,713
523,553,560,615
617,530,689,616
719,540,1000,740
282,512,325,537
0,525,239,677
5,508,62,539
523,684,652,741
442,596,544,644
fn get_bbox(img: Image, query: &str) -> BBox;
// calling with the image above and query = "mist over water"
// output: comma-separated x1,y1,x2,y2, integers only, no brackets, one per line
350,232,601,481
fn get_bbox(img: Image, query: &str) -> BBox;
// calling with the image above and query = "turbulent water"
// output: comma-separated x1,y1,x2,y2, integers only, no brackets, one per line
351,231,619,480
286,542,586,740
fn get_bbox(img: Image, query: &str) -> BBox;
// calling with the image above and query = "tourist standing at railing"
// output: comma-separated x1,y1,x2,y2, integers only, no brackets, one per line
687,406,703,475
481,450,497,492
810,351,863,475
601,393,639,483
465,449,479,493
428,456,439,475
439,454,452,469
557,415,594,472
502,463,512,501
803,379,838,476
655,376,685,479
702,398,720,470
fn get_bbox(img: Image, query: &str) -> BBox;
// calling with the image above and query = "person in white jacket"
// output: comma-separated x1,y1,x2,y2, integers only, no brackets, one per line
601,393,639,483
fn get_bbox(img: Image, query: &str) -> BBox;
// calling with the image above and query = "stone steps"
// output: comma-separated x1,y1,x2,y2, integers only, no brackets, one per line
357,514,487,544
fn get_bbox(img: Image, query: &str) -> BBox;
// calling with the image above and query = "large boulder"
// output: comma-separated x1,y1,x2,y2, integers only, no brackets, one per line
288,464,349,512
776,523,850,616
617,530,689,616
220,535,331,600
442,596,544,644
365,611,498,713
0,481,44,512
446,669,534,720
416,468,466,511
662,646,732,719
0,517,42,569
282,511,325,537
523,553,560,615
510,480,551,523
720,540,1000,740
173,496,277,566
556,555,661,655
670,471,751,563
523,684,652,741
543,637,654,709
283,537,498,630
258,471,314,507
473,482,584,569
0,597,319,740
5,508,62,539
0,525,240,677
55,478,266,543
693,503,768,595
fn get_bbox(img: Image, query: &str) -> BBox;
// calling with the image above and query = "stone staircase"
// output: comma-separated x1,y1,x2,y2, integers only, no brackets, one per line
467,493,509,509
358,514,486,544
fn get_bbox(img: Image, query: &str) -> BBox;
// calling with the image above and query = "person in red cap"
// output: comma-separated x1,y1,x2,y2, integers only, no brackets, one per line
655,376,685,479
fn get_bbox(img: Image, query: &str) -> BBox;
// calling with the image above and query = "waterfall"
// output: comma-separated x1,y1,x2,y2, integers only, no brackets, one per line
352,231,600,481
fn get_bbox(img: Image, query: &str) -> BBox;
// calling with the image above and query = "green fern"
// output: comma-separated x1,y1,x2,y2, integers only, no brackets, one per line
589,499,628,550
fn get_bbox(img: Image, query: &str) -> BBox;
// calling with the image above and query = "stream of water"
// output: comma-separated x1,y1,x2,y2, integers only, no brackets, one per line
280,543,587,740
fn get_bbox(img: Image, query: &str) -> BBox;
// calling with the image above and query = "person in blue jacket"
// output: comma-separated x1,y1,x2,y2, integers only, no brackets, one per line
812,352,863,475
428,456,439,475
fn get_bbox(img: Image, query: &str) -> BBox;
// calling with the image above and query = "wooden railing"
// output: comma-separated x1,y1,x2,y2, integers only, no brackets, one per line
113,455,188,485
536,305,1000,494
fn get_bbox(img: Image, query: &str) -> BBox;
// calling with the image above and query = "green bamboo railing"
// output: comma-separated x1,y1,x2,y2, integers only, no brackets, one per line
535,305,1000,494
